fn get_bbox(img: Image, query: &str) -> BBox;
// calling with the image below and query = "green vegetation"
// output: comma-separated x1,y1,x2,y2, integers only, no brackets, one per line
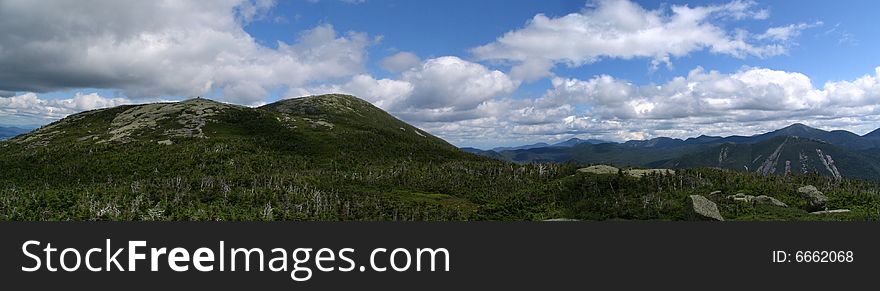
2,95,880,221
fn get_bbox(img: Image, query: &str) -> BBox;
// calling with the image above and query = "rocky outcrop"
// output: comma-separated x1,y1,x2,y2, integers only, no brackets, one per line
577,165,620,174
810,209,850,215
756,138,787,176
797,185,828,211
718,147,728,165
726,193,788,207
752,195,788,207
107,99,233,142
815,149,842,179
686,195,724,221
727,193,751,203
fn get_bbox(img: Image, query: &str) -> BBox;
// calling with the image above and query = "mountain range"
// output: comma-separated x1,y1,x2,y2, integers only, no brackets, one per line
465,123,880,181
0,126,30,140
3,94,880,221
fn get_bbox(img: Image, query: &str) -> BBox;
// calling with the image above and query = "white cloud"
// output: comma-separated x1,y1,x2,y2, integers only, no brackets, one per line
757,22,822,41
235,0,276,24
0,92,131,125
380,52,422,73
338,64,880,148
400,56,517,112
488,65,880,143
472,0,799,79
289,56,517,122
0,0,373,105
288,74,414,110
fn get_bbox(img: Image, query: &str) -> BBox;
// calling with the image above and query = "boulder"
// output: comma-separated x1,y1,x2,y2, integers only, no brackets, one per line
797,185,828,211
752,195,788,207
686,195,724,221
727,193,751,203
726,193,787,207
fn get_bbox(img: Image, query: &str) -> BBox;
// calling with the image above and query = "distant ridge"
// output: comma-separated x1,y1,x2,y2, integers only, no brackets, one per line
466,123,880,181
0,126,30,140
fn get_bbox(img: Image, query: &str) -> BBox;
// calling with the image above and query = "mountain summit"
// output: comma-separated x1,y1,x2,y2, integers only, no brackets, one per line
8,94,464,162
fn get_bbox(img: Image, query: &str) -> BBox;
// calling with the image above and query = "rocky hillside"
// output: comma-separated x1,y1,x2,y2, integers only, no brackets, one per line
8,95,467,163
660,136,880,180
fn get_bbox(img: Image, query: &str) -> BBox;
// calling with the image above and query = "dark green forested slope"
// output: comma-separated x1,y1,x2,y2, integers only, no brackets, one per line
2,95,880,221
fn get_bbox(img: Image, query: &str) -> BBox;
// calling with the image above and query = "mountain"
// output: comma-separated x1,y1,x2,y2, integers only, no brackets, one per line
491,142,550,152
0,126,30,140
495,142,705,166
683,135,723,145
9,95,465,162
486,138,611,152
623,137,687,148
747,123,877,150
551,138,611,147
863,127,880,140
0,94,512,221
461,147,505,160
4,99,880,221
480,123,880,181
660,136,880,180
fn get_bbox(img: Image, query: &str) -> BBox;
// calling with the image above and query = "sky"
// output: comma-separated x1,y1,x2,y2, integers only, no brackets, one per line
1,0,879,149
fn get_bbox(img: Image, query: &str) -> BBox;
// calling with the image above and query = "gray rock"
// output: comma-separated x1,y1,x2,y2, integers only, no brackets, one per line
797,185,828,211
727,193,752,203
725,193,787,207
686,195,724,221
810,209,851,215
157,139,173,145
752,195,788,207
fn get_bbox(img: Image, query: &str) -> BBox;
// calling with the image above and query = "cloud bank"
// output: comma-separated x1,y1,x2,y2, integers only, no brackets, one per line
0,0,373,105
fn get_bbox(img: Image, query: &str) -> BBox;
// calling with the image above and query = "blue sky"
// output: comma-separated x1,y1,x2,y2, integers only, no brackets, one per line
1,0,879,148
250,0,871,86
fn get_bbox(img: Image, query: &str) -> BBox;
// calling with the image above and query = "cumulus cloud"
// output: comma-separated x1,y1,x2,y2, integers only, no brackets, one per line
0,0,373,105
380,52,422,73
472,0,799,79
288,74,414,110
0,92,131,125
471,65,880,145
400,57,517,112
289,56,517,122
235,0,276,24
